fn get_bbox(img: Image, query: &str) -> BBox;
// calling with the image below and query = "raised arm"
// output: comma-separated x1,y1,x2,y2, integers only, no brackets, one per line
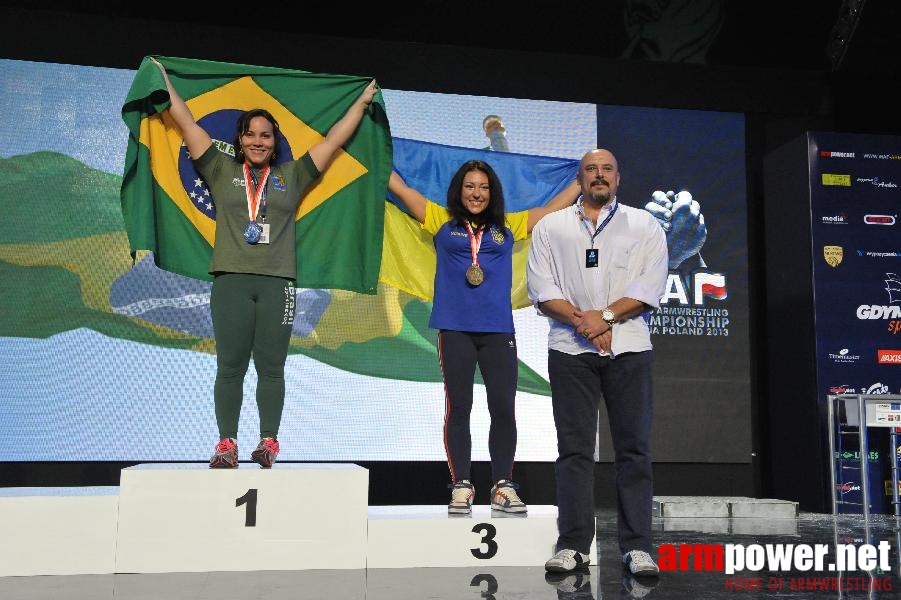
387,171,427,223
525,179,580,233
148,57,212,159
309,79,378,172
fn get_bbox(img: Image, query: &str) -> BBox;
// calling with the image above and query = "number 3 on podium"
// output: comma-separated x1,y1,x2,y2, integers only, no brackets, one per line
471,523,498,558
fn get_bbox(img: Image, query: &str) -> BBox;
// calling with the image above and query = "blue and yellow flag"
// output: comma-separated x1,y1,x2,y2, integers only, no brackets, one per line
120,55,392,293
380,137,579,309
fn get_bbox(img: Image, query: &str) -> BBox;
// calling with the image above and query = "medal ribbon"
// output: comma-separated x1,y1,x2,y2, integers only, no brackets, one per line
577,198,618,248
464,221,484,267
243,163,271,222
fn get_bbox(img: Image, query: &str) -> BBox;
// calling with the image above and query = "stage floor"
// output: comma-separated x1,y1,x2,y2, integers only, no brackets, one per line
1,509,898,599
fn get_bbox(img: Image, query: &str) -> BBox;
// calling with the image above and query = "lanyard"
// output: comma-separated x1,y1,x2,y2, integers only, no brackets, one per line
243,163,271,222
577,198,618,248
463,221,484,266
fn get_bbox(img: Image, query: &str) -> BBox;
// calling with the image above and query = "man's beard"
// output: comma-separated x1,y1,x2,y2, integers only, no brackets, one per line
588,188,611,204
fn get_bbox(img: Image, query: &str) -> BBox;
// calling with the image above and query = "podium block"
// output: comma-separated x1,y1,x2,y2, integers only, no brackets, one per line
366,505,597,568
0,487,119,576
115,463,368,573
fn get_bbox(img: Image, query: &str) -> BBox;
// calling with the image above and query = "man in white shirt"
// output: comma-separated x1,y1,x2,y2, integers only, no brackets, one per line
527,148,668,578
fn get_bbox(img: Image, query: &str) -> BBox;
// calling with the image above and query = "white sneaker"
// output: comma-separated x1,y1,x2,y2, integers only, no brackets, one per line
622,573,659,598
545,570,591,592
448,480,474,514
622,550,660,577
545,548,590,572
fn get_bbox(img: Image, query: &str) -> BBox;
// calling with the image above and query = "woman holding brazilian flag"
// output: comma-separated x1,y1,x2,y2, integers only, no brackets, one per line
123,56,385,468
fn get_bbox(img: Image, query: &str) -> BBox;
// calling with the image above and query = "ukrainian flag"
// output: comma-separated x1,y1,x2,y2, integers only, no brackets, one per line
381,137,579,309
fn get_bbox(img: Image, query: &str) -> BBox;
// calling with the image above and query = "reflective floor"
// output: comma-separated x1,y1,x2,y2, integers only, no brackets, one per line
2,509,899,599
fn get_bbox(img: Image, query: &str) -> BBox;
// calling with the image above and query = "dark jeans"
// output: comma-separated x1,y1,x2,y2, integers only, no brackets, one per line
548,349,654,556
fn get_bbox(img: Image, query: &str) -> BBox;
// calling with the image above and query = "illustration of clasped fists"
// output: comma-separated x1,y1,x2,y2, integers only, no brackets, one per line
644,190,707,269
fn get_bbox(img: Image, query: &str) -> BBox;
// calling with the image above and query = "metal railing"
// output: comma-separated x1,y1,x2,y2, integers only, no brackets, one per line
827,394,901,519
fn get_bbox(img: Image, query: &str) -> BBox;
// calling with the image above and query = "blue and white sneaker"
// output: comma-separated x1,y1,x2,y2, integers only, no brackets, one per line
448,480,474,514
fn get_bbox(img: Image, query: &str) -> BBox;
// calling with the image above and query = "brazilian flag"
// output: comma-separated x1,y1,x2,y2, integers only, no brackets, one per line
120,55,392,293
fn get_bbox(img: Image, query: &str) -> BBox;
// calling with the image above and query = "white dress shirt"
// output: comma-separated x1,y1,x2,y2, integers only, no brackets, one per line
526,199,668,357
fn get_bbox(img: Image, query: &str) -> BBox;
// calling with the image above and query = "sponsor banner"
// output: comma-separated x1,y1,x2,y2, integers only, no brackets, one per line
811,132,901,512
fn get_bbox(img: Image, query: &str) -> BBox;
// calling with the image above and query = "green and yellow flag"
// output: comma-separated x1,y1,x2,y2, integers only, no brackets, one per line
120,55,392,293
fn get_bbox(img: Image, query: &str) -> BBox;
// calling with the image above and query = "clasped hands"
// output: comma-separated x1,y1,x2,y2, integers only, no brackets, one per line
573,309,612,353
644,190,707,269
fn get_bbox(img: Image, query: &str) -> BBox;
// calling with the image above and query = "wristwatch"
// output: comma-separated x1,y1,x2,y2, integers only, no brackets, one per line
601,308,616,328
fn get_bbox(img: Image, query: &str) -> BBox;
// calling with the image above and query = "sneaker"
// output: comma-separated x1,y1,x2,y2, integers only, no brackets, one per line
623,550,660,577
250,437,280,468
545,548,590,572
622,573,659,598
490,479,527,513
545,570,591,594
448,480,474,514
209,438,238,468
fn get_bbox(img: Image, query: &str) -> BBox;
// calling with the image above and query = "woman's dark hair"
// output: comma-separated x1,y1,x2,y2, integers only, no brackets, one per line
233,108,281,164
446,160,506,233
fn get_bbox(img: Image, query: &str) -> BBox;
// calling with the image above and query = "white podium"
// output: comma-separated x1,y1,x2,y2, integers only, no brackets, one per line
366,505,597,568
0,486,119,576
115,463,368,573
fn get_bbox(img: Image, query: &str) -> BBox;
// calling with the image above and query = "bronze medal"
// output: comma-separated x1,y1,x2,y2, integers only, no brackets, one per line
466,264,484,286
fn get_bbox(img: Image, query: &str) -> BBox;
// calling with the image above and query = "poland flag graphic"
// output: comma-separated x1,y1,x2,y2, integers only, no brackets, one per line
694,272,727,301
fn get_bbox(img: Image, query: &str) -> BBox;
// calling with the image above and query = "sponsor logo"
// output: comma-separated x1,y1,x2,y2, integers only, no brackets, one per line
822,174,851,186
866,382,890,395
864,214,897,225
878,350,901,364
856,274,901,323
875,413,901,424
820,151,856,158
822,214,849,225
862,153,901,160
857,250,900,258
835,450,879,461
829,385,857,394
836,482,862,494
824,245,843,267
857,305,901,318
829,348,861,363
857,177,898,188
